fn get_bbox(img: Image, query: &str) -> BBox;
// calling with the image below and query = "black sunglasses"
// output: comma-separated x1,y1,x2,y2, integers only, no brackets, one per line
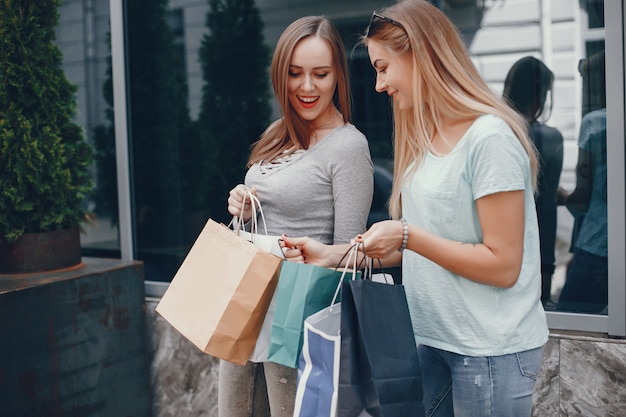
365,12,404,37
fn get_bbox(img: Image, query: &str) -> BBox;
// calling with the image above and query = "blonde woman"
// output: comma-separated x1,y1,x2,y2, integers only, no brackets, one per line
282,1,548,416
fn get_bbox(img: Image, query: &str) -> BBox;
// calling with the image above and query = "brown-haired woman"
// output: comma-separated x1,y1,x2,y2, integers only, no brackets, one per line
222,16,373,417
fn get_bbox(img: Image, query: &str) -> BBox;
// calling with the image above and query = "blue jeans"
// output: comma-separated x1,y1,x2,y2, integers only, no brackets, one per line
218,359,297,417
419,345,544,417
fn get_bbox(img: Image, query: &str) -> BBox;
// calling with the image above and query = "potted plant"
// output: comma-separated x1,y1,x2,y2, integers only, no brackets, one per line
0,0,93,273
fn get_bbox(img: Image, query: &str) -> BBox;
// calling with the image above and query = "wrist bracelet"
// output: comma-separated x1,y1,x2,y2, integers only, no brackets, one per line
398,217,408,252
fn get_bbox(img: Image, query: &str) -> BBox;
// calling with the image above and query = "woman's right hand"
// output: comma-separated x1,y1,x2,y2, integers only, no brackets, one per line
227,184,257,222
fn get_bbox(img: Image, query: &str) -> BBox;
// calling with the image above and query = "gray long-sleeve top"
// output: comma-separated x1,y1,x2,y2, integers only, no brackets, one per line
244,124,374,245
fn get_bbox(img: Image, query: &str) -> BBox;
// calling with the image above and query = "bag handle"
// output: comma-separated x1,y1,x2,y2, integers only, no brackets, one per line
329,243,361,306
228,190,287,260
232,190,269,237
359,255,391,283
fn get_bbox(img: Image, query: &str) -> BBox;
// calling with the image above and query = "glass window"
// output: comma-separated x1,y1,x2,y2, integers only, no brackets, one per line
585,0,605,29
555,46,607,315
66,0,623,335
57,1,121,259
123,1,200,282
548,4,607,317
118,0,272,283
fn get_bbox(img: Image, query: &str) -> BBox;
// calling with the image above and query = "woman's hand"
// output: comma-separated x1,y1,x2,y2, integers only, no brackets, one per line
281,235,371,269
280,235,334,267
353,220,404,259
227,184,256,222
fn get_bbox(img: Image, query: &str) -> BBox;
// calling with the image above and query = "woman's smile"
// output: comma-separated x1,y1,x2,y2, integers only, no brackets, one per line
297,95,320,109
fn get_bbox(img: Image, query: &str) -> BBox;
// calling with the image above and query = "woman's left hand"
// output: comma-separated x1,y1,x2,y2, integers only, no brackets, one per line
280,235,348,268
279,237,305,263
353,220,404,259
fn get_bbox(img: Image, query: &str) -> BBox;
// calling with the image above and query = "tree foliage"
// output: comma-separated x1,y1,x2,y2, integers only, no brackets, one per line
92,0,192,233
197,0,272,223
92,0,272,243
0,0,93,242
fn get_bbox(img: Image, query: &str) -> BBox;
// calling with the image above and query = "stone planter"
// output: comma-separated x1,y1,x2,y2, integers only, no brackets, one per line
0,257,152,416
0,226,81,274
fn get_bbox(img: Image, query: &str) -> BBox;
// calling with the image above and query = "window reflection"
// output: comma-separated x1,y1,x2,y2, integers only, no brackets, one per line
57,0,611,303
555,50,607,314
585,0,605,29
123,0,271,281
502,57,564,307
492,3,608,316
56,2,121,259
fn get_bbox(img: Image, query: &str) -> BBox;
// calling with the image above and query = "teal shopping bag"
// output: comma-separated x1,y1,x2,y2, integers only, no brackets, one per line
267,258,360,369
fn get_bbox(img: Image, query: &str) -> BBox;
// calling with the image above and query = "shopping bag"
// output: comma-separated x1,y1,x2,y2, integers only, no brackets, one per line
231,191,285,363
292,245,360,416
155,218,283,365
337,279,424,417
293,304,342,417
268,246,361,369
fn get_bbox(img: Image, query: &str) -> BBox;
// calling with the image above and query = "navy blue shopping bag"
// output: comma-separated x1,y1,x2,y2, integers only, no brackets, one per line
337,279,424,417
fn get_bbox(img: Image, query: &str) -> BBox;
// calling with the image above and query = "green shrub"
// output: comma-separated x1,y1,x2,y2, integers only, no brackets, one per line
0,0,93,242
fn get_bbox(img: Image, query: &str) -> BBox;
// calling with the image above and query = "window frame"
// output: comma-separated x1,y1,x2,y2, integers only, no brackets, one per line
544,0,625,337
604,0,625,337
107,0,626,335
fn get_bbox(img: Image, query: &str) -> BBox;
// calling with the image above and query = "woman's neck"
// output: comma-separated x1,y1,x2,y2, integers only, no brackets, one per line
310,109,344,145
430,117,476,155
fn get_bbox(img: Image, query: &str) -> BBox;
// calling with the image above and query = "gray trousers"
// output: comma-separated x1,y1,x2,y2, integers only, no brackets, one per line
218,359,297,417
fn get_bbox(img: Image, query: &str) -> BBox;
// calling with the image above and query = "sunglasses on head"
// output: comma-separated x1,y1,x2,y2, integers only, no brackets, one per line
365,12,404,37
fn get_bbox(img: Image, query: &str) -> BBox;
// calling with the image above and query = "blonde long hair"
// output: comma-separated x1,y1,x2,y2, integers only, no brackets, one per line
364,0,538,219
248,16,351,167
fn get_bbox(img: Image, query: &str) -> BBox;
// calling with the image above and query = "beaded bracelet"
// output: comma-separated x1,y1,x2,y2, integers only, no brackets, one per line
398,217,409,252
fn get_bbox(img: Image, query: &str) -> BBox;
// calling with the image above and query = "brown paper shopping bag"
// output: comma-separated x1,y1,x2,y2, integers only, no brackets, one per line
155,218,283,365
231,191,285,363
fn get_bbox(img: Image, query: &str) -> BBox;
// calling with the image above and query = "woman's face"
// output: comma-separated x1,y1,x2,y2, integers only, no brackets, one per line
287,37,338,126
367,39,414,110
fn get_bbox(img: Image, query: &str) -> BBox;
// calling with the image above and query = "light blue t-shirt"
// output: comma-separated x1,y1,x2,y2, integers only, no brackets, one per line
574,109,607,257
402,114,548,356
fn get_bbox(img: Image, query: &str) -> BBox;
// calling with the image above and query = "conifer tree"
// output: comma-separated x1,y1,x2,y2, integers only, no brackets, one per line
0,0,93,242
197,0,272,223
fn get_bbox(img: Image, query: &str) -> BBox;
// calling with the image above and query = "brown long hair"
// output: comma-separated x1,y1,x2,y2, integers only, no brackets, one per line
503,56,555,123
248,16,351,167
363,0,538,219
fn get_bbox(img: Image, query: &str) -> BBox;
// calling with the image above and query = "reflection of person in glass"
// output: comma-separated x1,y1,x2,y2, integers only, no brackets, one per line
557,51,607,314
221,16,374,417
503,56,564,306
